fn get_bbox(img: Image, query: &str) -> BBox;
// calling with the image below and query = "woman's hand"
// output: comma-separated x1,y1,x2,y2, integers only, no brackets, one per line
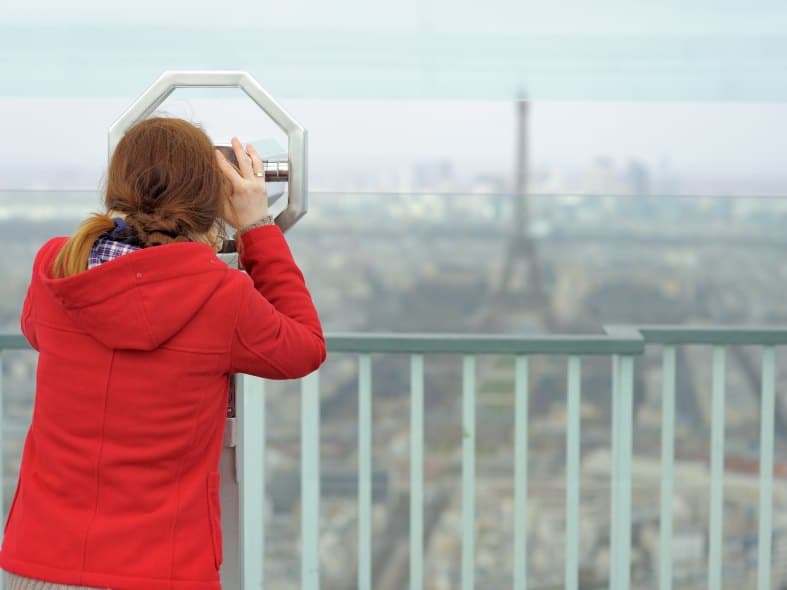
215,137,270,230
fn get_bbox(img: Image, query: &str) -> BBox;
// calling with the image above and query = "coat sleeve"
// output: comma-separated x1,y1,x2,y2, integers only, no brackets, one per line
228,225,326,379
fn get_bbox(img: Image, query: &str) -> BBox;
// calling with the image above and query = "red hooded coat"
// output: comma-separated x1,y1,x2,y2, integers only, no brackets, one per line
0,225,326,589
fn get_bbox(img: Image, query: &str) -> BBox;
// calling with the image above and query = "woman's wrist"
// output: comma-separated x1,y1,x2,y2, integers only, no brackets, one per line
236,215,275,236
233,205,270,227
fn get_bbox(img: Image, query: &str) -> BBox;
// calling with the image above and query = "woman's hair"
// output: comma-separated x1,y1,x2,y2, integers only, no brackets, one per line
53,117,230,278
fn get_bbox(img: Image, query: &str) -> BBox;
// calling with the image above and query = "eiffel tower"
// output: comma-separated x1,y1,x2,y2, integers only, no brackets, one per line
483,94,553,332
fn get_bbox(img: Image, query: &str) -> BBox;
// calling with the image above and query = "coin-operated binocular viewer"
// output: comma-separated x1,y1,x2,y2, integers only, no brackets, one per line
110,70,308,589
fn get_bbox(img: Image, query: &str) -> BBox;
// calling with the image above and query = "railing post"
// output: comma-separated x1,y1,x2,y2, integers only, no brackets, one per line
513,356,529,590
237,375,266,590
358,355,372,590
659,346,676,590
462,355,476,590
757,347,776,590
565,356,581,590
410,355,425,590
301,371,321,590
708,347,726,590
610,355,634,590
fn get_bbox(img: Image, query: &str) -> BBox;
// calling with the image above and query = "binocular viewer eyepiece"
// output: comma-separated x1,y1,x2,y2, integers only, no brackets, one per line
214,145,290,182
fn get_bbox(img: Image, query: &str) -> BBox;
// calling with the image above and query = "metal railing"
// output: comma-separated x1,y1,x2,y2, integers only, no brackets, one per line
326,331,643,590
1,327,785,590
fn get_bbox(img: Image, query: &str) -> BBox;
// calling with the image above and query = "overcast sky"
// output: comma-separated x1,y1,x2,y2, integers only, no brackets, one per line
3,1,787,102
3,1,786,194
2,97,786,193
4,0,787,32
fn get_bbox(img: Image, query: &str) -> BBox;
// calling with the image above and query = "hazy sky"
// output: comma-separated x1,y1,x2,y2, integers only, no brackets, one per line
3,2,787,102
2,97,786,193
4,0,787,32
3,1,787,194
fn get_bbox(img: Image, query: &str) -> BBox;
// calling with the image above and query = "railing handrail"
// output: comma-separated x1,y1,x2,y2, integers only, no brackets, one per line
3,331,641,355
636,326,787,345
0,333,27,349
3,326,787,354
326,331,644,355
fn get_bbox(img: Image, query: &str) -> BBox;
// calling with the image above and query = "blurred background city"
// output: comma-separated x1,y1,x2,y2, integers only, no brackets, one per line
2,1,787,588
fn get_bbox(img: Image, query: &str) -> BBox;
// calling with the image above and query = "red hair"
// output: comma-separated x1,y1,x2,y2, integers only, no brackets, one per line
54,117,230,277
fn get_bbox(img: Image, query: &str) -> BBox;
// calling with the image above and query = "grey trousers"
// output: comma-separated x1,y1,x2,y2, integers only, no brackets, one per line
6,573,109,590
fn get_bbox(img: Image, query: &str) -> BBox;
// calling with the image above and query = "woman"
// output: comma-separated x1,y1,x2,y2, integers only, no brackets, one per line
0,117,326,589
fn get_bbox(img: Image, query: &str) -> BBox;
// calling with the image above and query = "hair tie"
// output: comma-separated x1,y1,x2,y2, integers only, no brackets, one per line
108,216,143,246
110,217,128,238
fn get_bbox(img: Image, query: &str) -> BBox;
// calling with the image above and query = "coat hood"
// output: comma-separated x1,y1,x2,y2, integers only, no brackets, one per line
41,239,229,351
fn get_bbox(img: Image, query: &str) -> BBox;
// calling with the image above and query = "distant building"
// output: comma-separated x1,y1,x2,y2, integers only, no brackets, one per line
625,159,651,195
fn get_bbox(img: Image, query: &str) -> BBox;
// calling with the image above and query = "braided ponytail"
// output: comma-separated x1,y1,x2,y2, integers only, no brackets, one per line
124,211,191,247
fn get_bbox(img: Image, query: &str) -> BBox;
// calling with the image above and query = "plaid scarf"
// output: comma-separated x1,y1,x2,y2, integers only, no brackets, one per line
87,217,142,269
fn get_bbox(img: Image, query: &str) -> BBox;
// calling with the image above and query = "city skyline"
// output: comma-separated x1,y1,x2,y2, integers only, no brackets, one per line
3,98,787,196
